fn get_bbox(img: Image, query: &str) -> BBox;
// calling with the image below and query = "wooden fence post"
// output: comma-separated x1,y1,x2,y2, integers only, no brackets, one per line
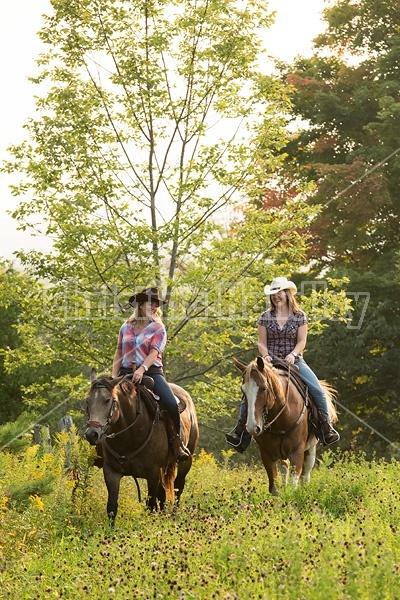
58,415,74,432
58,415,75,468
33,424,51,452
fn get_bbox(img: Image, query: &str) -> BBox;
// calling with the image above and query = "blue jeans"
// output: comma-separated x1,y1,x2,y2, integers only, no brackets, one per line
119,367,181,433
236,358,332,444
152,373,181,433
295,358,331,423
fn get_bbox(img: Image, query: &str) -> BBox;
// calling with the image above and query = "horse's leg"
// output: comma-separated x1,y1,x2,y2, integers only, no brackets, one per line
103,466,123,525
146,471,162,511
289,447,306,488
174,457,193,505
302,440,317,484
259,448,279,496
157,483,166,509
279,459,289,486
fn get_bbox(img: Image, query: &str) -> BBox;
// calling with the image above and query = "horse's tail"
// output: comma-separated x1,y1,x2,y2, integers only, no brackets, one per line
321,381,339,423
161,462,176,502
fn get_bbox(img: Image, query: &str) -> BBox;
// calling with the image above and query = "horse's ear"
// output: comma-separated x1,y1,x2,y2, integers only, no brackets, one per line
90,368,97,382
256,356,265,371
233,357,247,372
110,376,125,388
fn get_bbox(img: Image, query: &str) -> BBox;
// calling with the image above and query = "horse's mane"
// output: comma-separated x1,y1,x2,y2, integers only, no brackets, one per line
91,377,115,391
90,376,136,394
244,360,286,403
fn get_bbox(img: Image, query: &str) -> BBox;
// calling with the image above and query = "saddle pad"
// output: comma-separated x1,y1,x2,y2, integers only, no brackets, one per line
140,386,186,414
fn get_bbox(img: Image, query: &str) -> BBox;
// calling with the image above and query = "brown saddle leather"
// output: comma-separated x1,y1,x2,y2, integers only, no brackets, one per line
138,382,186,415
271,358,322,435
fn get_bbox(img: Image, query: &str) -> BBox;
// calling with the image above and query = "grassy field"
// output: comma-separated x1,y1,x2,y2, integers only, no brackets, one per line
1,432,399,599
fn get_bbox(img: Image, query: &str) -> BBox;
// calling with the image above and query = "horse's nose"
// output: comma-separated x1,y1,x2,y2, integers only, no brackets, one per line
247,424,261,436
85,427,101,445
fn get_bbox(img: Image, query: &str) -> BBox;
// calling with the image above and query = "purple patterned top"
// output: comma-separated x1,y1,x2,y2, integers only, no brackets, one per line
258,309,308,359
116,320,166,368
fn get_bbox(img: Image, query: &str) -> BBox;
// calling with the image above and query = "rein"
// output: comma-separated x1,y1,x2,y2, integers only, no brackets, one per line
262,365,306,436
103,382,161,464
104,404,161,464
262,370,290,430
105,379,142,440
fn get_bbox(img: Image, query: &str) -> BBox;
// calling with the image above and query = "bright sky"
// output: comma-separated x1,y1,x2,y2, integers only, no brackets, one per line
0,0,328,262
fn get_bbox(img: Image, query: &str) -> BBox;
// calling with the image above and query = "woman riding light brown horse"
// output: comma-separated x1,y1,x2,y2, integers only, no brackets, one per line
227,277,340,452
233,356,338,495
85,372,199,523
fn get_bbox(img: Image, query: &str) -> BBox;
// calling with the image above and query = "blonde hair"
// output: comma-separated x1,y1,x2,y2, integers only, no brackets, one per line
127,302,163,324
269,290,300,313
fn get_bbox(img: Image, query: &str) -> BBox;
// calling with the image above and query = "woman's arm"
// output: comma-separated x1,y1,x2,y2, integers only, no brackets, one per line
112,347,123,377
285,323,308,364
257,324,272,362
132,347,159,383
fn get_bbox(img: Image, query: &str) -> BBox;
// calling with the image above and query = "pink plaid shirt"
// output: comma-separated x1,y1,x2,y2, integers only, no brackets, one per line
116,320,166,368
258,309,308,358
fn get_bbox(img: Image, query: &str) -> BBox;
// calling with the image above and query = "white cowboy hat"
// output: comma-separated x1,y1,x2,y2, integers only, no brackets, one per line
264,277,297,296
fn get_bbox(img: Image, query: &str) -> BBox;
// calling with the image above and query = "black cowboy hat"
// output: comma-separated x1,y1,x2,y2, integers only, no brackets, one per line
128,287,167,307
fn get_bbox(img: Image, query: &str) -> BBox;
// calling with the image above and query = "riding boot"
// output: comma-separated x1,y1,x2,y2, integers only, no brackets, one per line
225,420,252,454
171,433,191,462
319,418,340,446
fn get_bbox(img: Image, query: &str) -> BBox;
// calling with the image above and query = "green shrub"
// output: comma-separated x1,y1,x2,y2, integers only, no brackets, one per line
0,443,399,599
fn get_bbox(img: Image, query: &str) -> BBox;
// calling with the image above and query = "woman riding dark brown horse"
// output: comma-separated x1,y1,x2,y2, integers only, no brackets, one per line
85,373,199,523
112,287,190,462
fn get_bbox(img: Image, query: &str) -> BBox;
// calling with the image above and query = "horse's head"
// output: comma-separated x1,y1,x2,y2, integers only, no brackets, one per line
85,376,125,445
234,356,282,437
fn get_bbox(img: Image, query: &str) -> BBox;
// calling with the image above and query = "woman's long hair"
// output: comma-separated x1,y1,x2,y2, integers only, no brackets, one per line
269,290,300,313
127,303,163,324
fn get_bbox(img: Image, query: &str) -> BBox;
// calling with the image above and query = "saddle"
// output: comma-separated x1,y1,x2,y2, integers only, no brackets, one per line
122,374,186,414
271,358,322,438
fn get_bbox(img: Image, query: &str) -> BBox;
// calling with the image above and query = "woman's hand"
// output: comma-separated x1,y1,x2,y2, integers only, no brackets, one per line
133,365,145,383
285,353,296,365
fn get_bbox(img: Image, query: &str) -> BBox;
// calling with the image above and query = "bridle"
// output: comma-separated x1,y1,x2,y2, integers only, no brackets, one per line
86,378,161,463
252,364,306,435
86,384,119,437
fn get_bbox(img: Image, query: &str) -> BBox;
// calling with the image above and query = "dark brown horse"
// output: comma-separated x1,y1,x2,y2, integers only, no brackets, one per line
234,356,337,496
85,373,199,523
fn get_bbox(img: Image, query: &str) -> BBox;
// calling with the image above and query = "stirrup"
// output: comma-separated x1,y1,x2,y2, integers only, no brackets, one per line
225,429,246,453
321,426,340,446
172,435,191,462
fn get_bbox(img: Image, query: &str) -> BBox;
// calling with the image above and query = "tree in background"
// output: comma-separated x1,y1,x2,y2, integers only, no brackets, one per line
0,1,304,416
0,261,86,429
273,0,400,456
1,1,352,444
0,262,27,423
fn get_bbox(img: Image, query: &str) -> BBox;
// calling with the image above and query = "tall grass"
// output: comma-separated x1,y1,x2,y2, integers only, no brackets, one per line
0,434,399,599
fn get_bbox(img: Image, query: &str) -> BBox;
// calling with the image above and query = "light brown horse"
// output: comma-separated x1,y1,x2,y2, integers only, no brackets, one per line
85,373,199,523
234,356,337,496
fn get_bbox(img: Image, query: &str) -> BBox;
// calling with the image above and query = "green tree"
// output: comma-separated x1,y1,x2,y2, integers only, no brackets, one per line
2,1,351,431
0,261,87,430
0,2,283,405
272,0,400,455
0,261,26,423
